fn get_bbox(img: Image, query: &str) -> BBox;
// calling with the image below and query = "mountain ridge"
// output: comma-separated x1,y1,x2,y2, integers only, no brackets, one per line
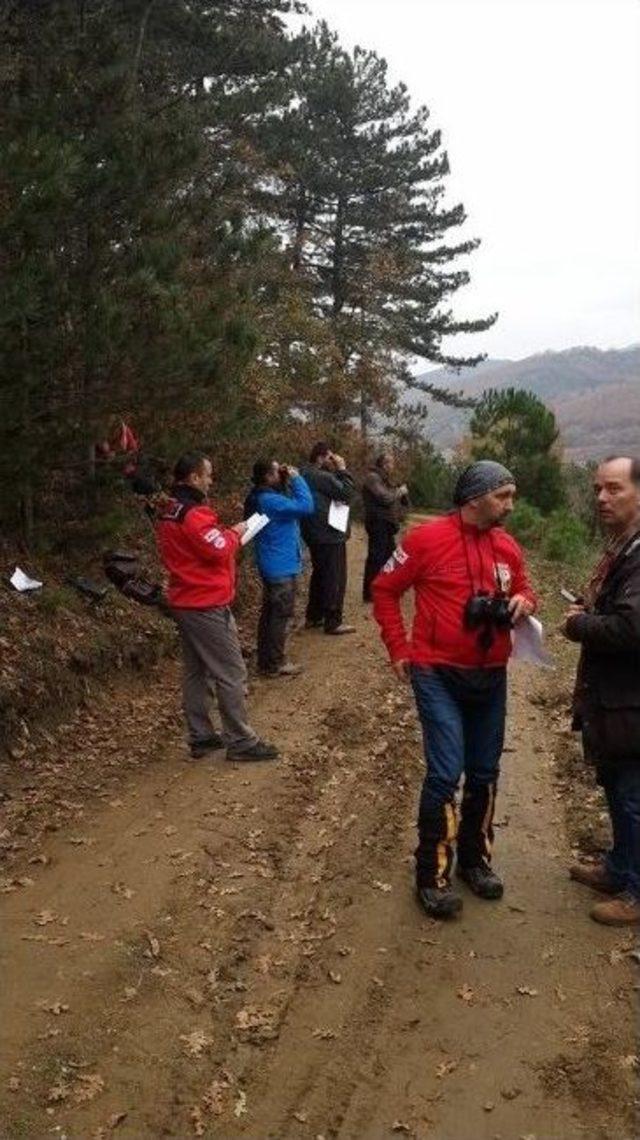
411,343,640,460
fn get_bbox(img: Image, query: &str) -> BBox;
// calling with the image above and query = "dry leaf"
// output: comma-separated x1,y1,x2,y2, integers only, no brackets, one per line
180,1030,212,1057
7,1077,21,1092
47,1081,71,1103
312,1027,336,1040
435,1059,458,1079
516,985,539,997
111,882,135,900
372,880,392,893
37,999,69,1015
234,1090,248,1118
392,1123,412,1134
106,1113,127,1131
293,1111,308,1123
74,1074,105,1104
145,930,161,959
34,909,57,926
620,1055,639,1071
457,984,474,1003
190,1106,205,1136
235,1006,278,1041
202,1073,232,1116
328,970,342,984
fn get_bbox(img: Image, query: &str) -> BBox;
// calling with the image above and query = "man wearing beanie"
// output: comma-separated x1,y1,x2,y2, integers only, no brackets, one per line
372,460,537,919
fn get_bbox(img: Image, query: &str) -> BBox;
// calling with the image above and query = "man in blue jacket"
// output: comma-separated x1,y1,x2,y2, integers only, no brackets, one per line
245,460,314,677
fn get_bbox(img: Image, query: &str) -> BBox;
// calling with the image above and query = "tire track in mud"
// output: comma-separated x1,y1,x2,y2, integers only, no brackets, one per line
1,533,637,1140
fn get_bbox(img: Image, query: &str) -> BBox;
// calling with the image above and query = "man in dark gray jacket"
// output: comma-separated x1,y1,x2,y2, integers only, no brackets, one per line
301,442,356,634
564,455,640,926
361,452,409,602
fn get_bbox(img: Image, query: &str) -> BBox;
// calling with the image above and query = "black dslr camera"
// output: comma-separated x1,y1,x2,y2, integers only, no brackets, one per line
464,591,512,632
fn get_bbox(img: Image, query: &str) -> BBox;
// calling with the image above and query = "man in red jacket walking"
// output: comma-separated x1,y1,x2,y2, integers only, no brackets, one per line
372,461,537,919
156,452,278,763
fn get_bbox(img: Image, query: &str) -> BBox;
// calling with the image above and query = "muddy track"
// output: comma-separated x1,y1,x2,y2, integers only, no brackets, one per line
1,531,637,1140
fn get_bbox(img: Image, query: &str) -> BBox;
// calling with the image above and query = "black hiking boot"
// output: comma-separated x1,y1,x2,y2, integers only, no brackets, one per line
416,884,463,920
226,739,279,763
189,733,224,759
457,861,504,900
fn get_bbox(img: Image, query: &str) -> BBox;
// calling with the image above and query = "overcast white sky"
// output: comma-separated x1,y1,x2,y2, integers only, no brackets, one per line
291,0,640,364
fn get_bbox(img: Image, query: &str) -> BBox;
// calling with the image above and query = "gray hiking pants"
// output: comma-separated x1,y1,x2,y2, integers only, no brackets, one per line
172,606,259,751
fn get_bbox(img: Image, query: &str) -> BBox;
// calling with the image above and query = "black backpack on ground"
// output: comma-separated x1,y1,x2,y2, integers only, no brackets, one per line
102,550,164,608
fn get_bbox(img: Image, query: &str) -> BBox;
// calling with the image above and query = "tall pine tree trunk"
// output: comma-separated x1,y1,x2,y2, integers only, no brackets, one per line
292,184,307,272
331,195,345,316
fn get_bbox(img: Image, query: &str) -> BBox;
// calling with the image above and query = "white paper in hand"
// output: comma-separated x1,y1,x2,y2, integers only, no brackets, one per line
241,513,270,546
511,615,554,668
10,566,44,592
328,500,350,533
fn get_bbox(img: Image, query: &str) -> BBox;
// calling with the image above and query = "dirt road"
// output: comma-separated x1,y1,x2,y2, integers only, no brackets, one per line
1,531,637,1139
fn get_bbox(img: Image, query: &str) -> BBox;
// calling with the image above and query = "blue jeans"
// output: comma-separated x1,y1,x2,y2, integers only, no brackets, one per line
410,665,507,887
601,766,640,901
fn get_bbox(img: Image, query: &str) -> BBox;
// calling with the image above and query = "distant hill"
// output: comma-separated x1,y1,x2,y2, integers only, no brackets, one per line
411,345,640,460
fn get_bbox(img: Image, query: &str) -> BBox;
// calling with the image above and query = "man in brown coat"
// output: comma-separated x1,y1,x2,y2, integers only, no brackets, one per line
564,456,640,926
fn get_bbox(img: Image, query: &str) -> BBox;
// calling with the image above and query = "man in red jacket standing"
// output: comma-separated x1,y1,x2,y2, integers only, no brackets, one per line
156,452,278,763
372,461,537,919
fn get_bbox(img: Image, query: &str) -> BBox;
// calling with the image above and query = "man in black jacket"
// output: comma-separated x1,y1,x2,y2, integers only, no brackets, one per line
361,452,409,602
564,456,640,926
301,442,356,635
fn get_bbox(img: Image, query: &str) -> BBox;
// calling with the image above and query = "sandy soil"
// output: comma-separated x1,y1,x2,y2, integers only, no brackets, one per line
1,530,638,1140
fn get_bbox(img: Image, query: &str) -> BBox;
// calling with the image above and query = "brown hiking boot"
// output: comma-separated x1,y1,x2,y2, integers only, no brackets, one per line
590,892,640,926
569,862,618,894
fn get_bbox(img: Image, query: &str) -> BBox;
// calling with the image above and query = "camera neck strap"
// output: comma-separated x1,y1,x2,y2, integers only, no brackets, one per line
458,512,502,597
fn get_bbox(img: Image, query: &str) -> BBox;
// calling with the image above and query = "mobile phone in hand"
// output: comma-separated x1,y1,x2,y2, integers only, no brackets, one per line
560,587,578,604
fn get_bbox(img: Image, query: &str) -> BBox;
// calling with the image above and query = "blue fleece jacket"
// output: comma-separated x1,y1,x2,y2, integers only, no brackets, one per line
246,474,314,581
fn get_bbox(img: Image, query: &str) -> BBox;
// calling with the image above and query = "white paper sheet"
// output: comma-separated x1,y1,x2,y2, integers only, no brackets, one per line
241,512,270,546
10,566,43,592
511,615,554,668
328,500,350,533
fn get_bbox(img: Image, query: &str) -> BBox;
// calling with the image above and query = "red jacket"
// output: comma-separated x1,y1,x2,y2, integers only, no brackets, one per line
372,513,537,668
155,486,240,609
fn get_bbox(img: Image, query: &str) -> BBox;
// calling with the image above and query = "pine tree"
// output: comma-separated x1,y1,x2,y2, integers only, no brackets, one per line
260,23,495,427
469,388,565,513
0,0,301,537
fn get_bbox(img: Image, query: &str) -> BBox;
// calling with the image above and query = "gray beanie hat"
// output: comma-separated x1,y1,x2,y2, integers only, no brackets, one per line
453,460,515,506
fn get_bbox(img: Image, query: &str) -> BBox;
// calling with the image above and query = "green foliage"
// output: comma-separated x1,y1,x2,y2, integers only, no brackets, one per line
506,500,545,547
541,509,590,565
563,461,598,534
407,443,456,511
469,388,565,513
